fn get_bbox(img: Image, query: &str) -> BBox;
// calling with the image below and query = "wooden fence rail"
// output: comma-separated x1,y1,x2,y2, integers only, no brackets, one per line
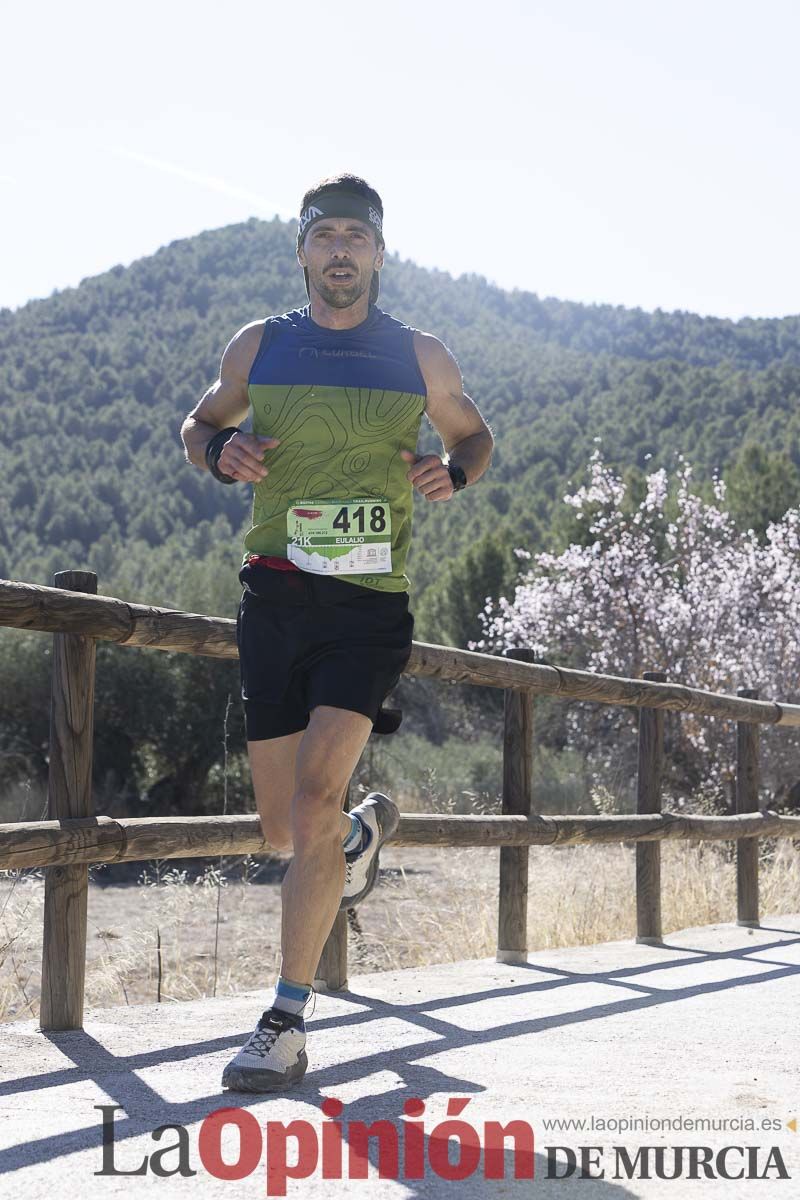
1,572,798,1031
1,810,798,871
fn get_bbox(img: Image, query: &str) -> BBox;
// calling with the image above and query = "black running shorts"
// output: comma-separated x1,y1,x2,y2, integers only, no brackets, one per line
235,562,415,741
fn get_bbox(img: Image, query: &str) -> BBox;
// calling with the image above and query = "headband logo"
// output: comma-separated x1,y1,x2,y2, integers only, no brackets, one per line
298,199,383,239
298,204,323,235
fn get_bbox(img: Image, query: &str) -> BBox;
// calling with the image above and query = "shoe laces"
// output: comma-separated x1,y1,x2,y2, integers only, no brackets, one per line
249,988,316,1055
247,1022,282,1057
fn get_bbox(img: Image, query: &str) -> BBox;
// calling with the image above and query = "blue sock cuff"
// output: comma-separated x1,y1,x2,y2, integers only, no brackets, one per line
341,812,363,853
276,976,312,1002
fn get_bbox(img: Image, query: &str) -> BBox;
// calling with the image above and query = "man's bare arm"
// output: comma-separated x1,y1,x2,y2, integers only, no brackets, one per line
180,322,279,483
413,330,494,487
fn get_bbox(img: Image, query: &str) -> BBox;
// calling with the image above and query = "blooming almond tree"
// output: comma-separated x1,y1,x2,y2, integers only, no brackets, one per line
472,447,800,810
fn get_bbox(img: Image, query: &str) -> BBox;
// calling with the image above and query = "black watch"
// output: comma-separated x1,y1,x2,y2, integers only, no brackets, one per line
447,462,468,492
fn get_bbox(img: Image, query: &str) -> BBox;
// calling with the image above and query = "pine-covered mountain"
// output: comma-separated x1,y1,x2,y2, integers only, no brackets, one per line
1,215,799,633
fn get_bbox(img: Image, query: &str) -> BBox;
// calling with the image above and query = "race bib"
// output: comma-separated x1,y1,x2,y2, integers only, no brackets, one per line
286,497,393,575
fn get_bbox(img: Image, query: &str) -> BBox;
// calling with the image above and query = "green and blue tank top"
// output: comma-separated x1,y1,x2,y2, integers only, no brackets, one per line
243,303,427,594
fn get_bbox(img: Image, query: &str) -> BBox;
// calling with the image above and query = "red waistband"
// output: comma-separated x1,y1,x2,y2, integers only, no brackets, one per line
245,554,301,573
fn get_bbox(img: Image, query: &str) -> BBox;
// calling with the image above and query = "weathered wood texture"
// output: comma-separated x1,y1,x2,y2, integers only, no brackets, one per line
498,648,536,963
3,810,799,872
40,571,97,1031
3,578,800,725
636,671,666,944
736,687,761,927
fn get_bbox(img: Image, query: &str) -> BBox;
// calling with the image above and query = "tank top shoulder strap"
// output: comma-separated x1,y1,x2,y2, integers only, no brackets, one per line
248,316,280,382
371,309,429,398
386,313,426,397
399,319,419,366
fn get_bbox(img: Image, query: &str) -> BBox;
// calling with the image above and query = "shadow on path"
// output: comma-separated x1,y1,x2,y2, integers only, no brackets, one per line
1,927,797,1194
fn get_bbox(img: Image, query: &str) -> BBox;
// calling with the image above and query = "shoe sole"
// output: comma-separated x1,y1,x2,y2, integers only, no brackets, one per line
222,1049,308,1093
340,794,400,910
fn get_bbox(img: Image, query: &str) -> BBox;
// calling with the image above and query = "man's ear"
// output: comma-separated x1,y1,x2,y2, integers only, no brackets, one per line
297,244,307,268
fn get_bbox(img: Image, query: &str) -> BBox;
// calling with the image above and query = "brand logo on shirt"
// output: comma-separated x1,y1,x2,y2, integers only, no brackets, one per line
299,347,380,360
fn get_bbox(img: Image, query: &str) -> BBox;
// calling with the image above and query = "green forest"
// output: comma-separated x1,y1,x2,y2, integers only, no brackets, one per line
1,216,799,819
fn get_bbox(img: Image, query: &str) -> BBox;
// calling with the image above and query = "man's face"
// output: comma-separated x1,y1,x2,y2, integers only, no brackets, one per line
298,216,383,308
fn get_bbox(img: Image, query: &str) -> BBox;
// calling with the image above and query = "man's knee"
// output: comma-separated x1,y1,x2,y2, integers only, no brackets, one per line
261,819,293,854
291,783,347,845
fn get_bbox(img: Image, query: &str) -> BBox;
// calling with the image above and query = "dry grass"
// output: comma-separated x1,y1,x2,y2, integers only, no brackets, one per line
1,834,797,1024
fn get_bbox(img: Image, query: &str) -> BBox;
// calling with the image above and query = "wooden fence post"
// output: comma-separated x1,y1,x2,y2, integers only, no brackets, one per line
497,647,536,964
40,570,98,1030
736,686,760,928
636,670,666,944
314,777,352,992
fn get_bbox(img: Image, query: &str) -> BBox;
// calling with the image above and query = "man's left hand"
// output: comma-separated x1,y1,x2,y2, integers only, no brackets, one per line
400,449,455,501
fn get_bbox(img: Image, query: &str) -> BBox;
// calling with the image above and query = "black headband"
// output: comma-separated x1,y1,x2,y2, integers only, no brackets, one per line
296,189,384,250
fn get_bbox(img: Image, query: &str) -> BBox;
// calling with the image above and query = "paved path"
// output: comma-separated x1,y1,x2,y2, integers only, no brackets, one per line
1,916,798,1197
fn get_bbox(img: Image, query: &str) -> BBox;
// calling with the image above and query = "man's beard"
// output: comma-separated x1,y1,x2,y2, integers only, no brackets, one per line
313,271,367,308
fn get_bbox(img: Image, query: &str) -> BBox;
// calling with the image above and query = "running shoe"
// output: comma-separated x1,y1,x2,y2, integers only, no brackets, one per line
339,791,400,910
222,1006,309,1092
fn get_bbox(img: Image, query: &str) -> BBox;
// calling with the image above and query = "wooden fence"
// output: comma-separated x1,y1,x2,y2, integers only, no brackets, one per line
1,571,799,1031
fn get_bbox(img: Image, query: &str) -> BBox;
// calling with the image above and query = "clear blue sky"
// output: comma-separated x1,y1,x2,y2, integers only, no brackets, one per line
2,0,798,319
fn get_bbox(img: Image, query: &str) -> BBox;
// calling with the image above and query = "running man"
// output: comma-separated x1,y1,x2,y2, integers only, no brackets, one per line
180,173,494,1091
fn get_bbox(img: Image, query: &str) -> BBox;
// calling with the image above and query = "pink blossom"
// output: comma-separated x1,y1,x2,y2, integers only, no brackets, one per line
472,451,800,803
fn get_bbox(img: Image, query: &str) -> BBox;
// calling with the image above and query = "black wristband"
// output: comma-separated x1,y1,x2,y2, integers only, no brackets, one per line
204,427,240,484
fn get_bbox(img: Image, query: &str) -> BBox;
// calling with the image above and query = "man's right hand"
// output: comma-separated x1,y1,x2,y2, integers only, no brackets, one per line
217,432,281,483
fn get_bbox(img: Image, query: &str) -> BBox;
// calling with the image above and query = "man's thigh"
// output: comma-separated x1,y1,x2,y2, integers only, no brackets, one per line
247,729,306,850
294,704,374,799
247,706,371,846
